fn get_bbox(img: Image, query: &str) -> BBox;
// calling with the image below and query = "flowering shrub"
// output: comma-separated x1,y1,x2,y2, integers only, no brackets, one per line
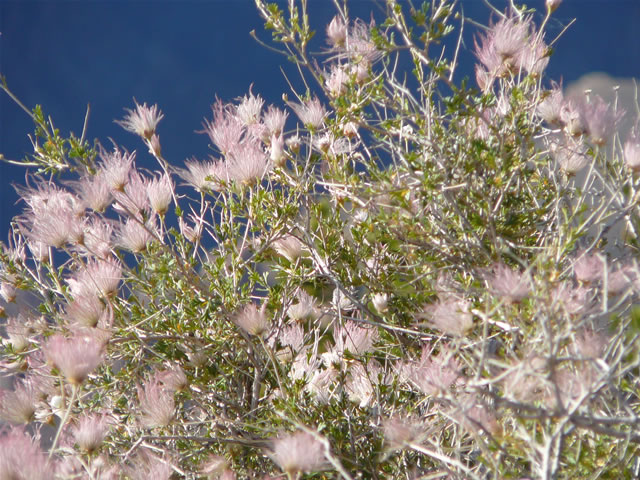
1,0,640,478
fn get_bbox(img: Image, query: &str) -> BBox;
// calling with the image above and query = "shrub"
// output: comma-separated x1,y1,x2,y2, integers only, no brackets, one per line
1,1,639,478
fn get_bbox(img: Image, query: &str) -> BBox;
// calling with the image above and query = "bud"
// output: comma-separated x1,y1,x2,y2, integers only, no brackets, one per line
546,0,562,13
372,292,389,313
326,16,347,47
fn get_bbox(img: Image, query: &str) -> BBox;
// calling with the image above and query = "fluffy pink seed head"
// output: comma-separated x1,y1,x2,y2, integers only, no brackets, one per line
44,333,104,384
291,97,326,129
117,101,164,140
624,129,640,171
326,15,347,46
137,377,175,428
234,302,270,337
74,413,111,453
68,258,122,298
263,106,288,136
269,430,329,475
146,174,173,216
99,148,135,192
236,90,264,126
0,426,53,480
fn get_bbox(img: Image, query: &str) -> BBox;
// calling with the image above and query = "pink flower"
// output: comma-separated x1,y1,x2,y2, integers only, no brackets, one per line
73,413,111,453
486,263,531,303
537,83,564,126
65,293,108,328
112,170,150,218
156,364,188,392
401,345,462,396
550,135,590,174
99,147,135,192
420,298,474,336
146,174,173,216
203,100,245,156
272,235,304,262
137,376,175,428
287,291,320,323
236,90,264,126
0,379,38,423
624,128,640,171
118,217,157,253
581,95,624,145
560,97,588,136
325,65,349,97
263,106,288,136
72,171,113,212
573,250,605,284
326,15,347,47
179,158,220,192
234,302,270,337
79,218,113,259
269,430,329,475
333,320,378,356
0,426,53,480
68,258,122,298
117,101,164,139
44,333,104,384
383,415,426,450
291,97,326,129
226,142,270,186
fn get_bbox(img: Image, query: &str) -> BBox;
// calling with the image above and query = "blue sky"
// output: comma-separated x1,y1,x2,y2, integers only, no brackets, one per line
1,0,639,240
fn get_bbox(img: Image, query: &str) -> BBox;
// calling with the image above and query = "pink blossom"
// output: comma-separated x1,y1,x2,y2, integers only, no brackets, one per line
550,135,590,174
137,377,175,428
345,360,381,407
269,430,329,475
263,106,288,136
0,379,38,423
551,281,593,317
44,333,104,384
326,64,349,97
624,128,640,171
99,147,135,192
573,250,605,284
226,142,270,186
486,263,531,303
73,413,111,453
65,293,108,328
179,158,220,192
79,218,113,259
72,171,113,212
112,170,150,218
234,302,270,337
287,291,320,323
203,100,245,155
291,97,326,129
401,345,462,396
236,90,264,126
421,298,474,336
383,415,426,450
117,101,164,139
334,320,378,356
68,258,122,298
118,217,157,253
326,15,347,47
581,95,624,145
156,364,188,392
537,84,564,126
272,234,304,262
146,173,173,216
0,426,53,480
